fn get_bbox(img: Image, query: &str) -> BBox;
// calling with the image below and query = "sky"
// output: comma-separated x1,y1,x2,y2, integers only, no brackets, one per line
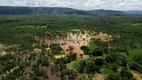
0,0,142,10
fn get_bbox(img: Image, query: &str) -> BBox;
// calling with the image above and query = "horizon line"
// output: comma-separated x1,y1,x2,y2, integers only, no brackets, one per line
0,5,142,11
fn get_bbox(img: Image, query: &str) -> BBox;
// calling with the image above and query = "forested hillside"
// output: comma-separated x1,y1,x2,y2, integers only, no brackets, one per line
0,6,127,16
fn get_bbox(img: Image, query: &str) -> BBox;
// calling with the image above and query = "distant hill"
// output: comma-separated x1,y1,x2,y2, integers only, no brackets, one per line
0,6,128,16
123,10,142,15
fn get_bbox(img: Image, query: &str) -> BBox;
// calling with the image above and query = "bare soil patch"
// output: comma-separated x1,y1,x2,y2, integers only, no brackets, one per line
132,71,142,80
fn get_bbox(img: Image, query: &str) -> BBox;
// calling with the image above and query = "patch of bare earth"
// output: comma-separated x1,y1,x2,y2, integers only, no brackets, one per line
37,30,113,59
93,74,105,80
54,54,66,59
41,65,60,80
0,44,4,50
0,44,7,55
34,48,42,53
132,71,142,80
92,32,112,42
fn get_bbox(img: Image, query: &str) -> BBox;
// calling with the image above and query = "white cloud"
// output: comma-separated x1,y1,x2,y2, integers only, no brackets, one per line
0,0,142,10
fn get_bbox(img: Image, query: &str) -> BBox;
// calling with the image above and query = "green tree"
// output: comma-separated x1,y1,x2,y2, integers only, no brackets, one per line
120,68,133,80
95,58,104,66
111,63,118,72
61,69,77,80
50,43,63,55
107,74,120,80
80,46,90,54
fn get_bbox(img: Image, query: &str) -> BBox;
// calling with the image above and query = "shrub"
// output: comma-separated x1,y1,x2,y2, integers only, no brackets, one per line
107,74,120,80
111,63,118,72
95,58,104,66
129,61,142,73
50,44,63,55
92,48,103,56
80,46,90,54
